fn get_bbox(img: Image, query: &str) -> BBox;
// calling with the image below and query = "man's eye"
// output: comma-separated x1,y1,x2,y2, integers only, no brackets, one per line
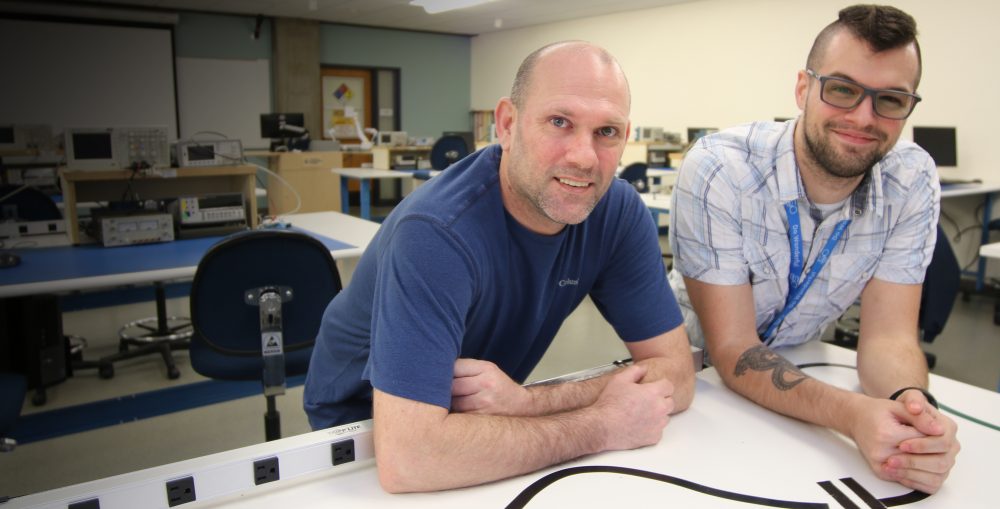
598,126,618,137
550,117,568,128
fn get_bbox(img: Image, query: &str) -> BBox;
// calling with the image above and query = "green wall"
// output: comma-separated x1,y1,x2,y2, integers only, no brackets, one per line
320,24,471,138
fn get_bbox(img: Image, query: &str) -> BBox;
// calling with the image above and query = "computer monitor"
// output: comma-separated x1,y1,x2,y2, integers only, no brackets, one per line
442,131,474,153
912,126,957,167
687,127,718,145
260,113,305,139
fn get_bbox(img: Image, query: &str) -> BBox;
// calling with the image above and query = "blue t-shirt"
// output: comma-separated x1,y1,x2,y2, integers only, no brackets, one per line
304,144,683,429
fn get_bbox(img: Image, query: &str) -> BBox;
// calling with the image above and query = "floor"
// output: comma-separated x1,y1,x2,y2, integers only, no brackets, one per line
2,232,998,500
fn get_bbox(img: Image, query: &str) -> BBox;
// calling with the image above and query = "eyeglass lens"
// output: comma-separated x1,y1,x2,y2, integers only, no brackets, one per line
820,77,915,119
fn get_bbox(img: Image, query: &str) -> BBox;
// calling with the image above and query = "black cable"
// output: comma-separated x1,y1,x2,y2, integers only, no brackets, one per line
505,465,931,509
939,210,959,237
120,164,143,204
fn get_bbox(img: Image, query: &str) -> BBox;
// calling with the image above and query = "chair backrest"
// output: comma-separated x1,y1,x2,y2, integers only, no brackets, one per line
189,230,342,365
619,162,649,193
0,185,61,221
430,135,471,170
918,226,960,343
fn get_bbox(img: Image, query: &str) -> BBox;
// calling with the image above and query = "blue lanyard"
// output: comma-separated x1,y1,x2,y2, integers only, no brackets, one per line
761,201,851,342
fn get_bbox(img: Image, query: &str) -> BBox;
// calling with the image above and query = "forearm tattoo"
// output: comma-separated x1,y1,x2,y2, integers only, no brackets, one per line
733,345,809,391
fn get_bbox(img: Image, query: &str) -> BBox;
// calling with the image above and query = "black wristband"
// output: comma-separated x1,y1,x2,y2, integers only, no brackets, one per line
889,386,939,409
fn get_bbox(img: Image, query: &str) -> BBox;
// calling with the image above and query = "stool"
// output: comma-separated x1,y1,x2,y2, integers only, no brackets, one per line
77,282,193,380
116,315,192,380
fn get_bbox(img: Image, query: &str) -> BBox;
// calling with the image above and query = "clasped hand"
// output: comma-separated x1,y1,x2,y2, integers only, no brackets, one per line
450,358,533,415
851,390,960,494
449,358,676,451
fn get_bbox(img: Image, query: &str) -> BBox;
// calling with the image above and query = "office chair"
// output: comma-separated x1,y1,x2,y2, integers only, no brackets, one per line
832,226,960,369
189,230,342,441
429,135,471,171
0,184,62,221
0,372,27,452
619,163,650,193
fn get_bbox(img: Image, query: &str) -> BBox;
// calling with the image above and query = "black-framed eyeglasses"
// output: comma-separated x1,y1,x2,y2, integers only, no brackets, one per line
806,69,921,120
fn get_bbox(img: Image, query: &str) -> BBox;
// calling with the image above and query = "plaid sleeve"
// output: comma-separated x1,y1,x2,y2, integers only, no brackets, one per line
669,145,750,285
872,152,940,284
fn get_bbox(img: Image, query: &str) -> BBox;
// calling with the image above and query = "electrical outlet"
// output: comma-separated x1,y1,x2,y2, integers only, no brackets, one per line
165,476,196,506
253,457,280,485
331,438,355,466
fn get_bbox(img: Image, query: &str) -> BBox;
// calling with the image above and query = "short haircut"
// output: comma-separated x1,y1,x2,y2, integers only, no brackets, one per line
510,41,627,109
806,4,922,86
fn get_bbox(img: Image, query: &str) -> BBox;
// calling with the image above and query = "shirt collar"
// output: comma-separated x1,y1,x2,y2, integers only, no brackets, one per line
777,118,884,220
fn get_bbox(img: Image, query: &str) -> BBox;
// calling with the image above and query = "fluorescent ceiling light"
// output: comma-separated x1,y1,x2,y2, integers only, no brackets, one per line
410,0,496,15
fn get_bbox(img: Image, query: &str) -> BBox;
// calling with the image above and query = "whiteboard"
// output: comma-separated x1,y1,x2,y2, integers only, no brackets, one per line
0,18,177,138
176,57,271,150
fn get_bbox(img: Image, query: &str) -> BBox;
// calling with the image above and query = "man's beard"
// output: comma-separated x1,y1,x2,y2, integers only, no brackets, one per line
508,130,600,227
802,114,887,179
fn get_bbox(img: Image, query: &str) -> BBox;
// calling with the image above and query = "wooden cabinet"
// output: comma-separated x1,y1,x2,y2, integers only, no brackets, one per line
370,146,431,201
369,146,431,170
60,165,258,244
471,110,495,144
250,151,372,215
622,142,685,168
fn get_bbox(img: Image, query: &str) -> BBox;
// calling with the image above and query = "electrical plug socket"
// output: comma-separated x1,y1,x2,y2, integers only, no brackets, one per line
331,438,355,466
166,476,196,506
253,457,280,485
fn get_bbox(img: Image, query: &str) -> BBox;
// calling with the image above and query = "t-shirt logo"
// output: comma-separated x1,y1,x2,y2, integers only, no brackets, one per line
558,278,579,287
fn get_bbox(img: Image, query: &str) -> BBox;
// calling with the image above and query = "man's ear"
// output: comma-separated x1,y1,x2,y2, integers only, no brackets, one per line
794,69,810,111
494,97,516,151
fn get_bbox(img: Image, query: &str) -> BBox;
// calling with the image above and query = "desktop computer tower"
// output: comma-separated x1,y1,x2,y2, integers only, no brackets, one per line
0,295,67,402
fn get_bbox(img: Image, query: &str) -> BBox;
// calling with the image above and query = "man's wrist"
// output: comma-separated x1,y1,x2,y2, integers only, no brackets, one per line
889,386,939,409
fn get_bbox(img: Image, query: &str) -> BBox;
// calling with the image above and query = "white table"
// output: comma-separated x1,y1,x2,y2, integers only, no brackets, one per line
330,168,415,221
0,211,379,299
640,192,671,226
979,241,1000,260
979,241,1000,329
941,181,1000,291
11,341,997,509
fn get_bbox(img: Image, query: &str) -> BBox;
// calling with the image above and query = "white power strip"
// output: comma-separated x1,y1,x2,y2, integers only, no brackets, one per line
10,421,375,509
0,219,66,239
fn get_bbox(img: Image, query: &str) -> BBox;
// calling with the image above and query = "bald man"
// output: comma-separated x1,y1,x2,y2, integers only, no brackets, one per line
304,41,694,492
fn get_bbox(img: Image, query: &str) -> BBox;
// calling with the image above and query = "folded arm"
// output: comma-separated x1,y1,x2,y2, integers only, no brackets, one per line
685,276,958,493
683,277,867,430
374,361,675,493
450,324,695,417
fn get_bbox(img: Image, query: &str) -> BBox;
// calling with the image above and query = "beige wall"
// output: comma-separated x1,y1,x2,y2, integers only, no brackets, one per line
471,0,997,183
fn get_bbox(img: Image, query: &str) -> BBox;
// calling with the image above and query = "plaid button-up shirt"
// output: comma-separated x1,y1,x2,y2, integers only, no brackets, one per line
669,119,939,349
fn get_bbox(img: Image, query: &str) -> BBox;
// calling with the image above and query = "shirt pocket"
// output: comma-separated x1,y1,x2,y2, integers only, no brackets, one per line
744,241,789,326
745,240,790,286
826,252,880,313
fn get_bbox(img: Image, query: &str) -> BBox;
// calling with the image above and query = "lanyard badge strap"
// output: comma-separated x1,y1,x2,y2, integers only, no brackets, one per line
761,201,851,343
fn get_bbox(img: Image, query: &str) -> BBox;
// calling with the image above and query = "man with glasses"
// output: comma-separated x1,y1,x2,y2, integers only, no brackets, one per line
668,4,959,494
